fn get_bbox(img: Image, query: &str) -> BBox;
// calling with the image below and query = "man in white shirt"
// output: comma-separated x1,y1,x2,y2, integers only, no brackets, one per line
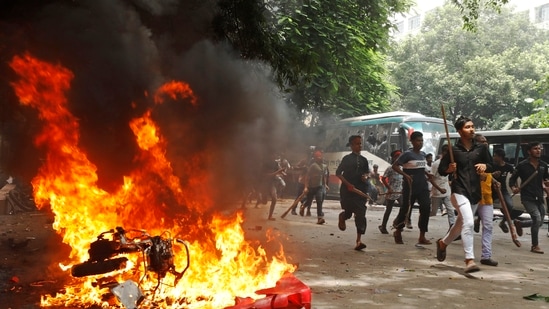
430,145,455,227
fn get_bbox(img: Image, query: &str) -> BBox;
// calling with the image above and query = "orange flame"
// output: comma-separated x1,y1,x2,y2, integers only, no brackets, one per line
9,53,295,308
154,80,198,106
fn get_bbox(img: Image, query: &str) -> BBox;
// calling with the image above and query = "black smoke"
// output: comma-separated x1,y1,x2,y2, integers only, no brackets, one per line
0,0,303,209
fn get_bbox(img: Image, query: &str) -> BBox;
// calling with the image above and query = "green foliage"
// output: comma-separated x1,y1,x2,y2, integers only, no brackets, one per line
388,4,549,129
213,0,276,60
521,99,549,128
521,74,549,128
537,75,549,95
213,0,413,124
450,0,510,31
274,0,414,122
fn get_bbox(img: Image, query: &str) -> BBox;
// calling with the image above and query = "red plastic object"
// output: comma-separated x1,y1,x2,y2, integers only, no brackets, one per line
225,273,311,309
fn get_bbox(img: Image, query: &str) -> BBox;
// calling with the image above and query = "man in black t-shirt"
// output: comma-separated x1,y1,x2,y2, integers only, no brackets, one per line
492,148,530,234
336,135,370,251
509,142,549,254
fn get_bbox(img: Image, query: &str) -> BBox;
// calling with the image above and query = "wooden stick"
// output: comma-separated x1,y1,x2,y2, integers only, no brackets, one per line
403,178,413,226
351,187,375,203
493,181,521,247
511,170,539,198
281,190,307,218
378,191,403,195
441,105,454,163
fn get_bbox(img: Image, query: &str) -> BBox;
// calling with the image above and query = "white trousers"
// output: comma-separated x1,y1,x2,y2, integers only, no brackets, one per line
442,193,478,260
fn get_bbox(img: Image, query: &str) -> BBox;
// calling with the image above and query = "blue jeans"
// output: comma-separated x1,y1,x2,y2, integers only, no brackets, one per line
499,190,523,220
478,204,494,260
522,199,546,247
303,186,325,218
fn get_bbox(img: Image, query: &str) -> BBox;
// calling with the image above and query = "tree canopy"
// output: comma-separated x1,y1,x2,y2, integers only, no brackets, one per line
0,0,536,177
212,0,521,124
449,0,510,31
0,0,533,130
214,0,415,124
388,4,549,129
0,0,518,128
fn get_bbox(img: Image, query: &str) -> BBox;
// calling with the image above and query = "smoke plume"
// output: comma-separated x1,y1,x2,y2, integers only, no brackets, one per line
0,0,297,210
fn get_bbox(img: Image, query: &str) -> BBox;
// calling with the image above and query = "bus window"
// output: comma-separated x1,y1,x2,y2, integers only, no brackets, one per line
505,144,517,164
491,143,515,165
404,121,444,156
323,126,350,152
351,123,393,162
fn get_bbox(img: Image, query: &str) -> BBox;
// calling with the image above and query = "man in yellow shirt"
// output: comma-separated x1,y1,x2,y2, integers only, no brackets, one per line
475,134,498,266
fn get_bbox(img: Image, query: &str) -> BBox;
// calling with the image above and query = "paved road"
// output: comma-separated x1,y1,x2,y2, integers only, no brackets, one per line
243,199,549,309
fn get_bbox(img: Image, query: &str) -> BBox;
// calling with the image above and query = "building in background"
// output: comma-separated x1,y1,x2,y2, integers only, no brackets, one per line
392,0,549,40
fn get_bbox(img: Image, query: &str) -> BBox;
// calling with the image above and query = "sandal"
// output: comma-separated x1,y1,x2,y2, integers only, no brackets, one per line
338,212,346,231
464,259,480,273
436,238,446,262
354,243,366,251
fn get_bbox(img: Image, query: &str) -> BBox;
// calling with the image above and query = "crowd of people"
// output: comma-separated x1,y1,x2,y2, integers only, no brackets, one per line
244,115,549,273
247,148,330,224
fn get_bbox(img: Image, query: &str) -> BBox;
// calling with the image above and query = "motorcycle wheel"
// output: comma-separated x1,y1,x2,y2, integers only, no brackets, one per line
71,257,128,277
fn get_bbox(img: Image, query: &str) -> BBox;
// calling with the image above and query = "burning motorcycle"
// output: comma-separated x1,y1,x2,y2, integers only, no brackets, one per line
70,226,190,308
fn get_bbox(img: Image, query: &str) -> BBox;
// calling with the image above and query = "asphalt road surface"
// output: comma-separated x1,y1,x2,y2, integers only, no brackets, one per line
3,199,549,309
243,198,549,309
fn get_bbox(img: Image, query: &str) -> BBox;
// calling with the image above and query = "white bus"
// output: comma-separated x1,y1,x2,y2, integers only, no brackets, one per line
438,128,549,209
314,111,455,198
